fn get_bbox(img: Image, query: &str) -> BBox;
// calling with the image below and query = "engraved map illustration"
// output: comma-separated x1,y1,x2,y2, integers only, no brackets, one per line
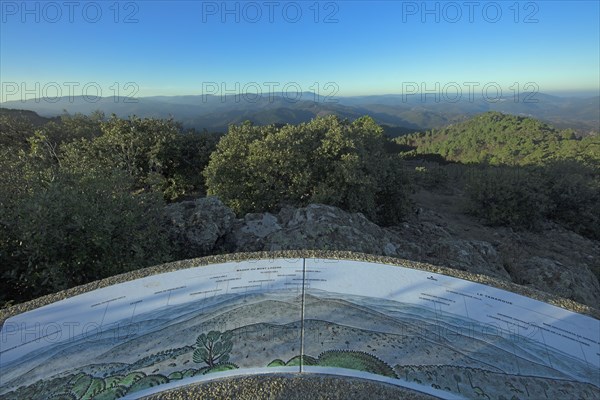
1,258,598,399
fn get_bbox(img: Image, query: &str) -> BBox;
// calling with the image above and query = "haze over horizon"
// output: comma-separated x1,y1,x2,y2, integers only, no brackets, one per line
1,1,599,102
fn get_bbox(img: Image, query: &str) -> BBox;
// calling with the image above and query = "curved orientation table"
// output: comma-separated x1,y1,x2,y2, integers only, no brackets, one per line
1,251,598,399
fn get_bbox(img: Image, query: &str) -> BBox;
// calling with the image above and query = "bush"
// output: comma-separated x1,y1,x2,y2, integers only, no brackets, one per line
204,116,412,226
541,161,600,240
0,113,226,306
412,164,449,189
465,162,600,239
60,115,218,201
465,167,550,229
0,166,170,304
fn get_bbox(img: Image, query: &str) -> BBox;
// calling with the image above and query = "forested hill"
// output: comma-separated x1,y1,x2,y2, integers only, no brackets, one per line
0,108,59,126
396,111,600,166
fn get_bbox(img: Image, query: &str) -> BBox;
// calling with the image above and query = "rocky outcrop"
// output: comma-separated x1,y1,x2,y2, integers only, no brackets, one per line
511,256,600,306
164,196,236,259
222,204,402,257
164,197,600,308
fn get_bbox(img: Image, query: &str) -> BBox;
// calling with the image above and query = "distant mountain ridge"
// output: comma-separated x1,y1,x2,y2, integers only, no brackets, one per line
2,92,598,135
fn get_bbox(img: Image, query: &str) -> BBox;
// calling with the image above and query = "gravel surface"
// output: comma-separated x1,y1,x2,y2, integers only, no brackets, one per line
140,373,440,400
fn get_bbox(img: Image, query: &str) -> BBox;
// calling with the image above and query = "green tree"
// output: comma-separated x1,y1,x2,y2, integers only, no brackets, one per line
153,130,220,200
59,115,218,201
0,114,36,151
92,115,180,188
204,115,412,225
0,162,170,304
193,330,234,367
541,160,600,240
465,167,550,229
25,112,104,167
0,113,230,306
35,111,104,146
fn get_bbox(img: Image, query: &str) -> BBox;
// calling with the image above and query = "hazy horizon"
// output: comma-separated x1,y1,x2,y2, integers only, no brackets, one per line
1,1,599,102
1,89,598,106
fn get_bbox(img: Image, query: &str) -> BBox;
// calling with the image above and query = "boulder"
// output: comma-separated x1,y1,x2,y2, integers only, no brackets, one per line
164,196,235,258
418,239,509,279
511,256,600,307
224,204,401,256
219,212,279,253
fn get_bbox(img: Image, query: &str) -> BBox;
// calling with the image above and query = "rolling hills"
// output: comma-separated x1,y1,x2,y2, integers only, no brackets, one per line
2,92,598,135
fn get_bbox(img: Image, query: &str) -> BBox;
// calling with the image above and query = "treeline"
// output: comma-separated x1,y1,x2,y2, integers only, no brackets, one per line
0,111,598,306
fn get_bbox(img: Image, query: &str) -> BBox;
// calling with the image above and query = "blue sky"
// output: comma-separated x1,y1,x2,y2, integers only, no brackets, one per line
1,1,599,98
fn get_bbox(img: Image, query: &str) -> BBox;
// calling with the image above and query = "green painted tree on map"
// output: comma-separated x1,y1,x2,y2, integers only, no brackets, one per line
193,330,233,367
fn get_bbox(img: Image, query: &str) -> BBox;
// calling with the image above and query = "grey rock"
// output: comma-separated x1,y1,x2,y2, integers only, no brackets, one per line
164,196,235,258
512,256,600,307
225,212,282,253
225,204,509,280
240,213,281,238
419,239,509,279
166,198,600,308
225,204,400,256
383,242,398,256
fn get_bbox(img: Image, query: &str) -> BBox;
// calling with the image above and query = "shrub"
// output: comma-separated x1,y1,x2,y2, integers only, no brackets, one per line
541,161,600,240
465,161,600,239
204,115,412,225
60,115,218,201
0,166,170,304
465,167,549,229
